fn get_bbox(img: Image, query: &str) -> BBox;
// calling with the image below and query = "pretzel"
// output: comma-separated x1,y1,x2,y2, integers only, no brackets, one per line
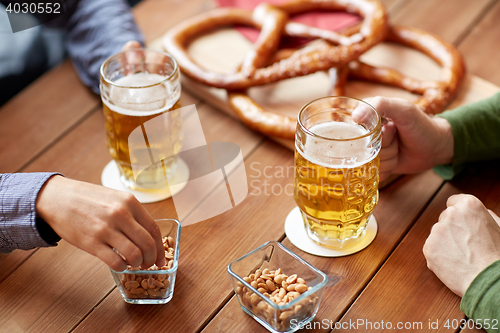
330,25,466,115
163,0,389,90
163,1,465,140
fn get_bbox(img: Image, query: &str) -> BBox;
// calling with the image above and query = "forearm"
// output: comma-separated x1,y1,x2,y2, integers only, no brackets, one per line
434,92,500,180
65,0,144,93
0,173,61,252
461,260,500,332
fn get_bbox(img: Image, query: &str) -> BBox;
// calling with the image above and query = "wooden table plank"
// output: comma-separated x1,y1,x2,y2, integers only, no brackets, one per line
0,241,112,333
457,0,500,86
391,0,493,44
202,170,444,332
0,61,98,173
0,250,36,284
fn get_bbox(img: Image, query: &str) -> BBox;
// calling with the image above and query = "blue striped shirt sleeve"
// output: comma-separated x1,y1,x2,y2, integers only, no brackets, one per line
64,0,145,94
0,173,61,252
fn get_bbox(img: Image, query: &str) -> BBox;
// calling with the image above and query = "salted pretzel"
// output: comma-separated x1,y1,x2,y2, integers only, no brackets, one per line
229,24,466,139
163,0,388,90
164,1,464,140
330,25,466,115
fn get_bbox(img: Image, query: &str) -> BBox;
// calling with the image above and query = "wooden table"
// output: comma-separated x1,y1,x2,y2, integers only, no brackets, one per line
1,0,500,332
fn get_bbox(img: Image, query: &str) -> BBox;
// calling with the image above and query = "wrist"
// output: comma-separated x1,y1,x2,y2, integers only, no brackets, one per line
36,175,66,223
433,116,454,166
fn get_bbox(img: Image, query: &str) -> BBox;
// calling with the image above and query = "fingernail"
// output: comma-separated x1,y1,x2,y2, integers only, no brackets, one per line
158,258,166,267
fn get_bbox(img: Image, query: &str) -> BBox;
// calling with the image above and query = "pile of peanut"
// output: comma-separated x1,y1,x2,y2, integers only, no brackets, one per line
120,235,176,299
236,268,318,331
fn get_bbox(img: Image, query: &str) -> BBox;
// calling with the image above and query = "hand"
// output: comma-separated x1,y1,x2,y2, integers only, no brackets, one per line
364,97,454,181
36,176,166,271
423,194,500,297
122,40,142,51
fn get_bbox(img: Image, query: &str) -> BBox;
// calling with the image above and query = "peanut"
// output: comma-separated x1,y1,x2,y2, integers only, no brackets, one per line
278,288,286,299
274,274,285,285
235,267,320,331
266,279,276,291
124,281,140,289
140,279,149,289
120,232,176,300
130,288,145,295
167,236,175,248
295,284,308,293
279,310,293,320
286,274,298,284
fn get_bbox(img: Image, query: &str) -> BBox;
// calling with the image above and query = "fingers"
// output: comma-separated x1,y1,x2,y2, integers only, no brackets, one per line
94,244,128,272
120,220,162,269
380,134,398,161
108,232,144,268
126,197,166,268
119,41,144,75
379,171,391,182
122,40,142,51
352,102,374,125
379,123,398,179
365,96,421,126
446,193,482,208
381,122,396,148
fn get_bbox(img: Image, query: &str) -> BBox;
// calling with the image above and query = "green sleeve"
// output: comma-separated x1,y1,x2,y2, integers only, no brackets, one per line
461,260,500,332
433,92,500,180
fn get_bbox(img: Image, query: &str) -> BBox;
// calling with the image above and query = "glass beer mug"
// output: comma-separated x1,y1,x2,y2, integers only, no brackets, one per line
100,49,183,190
294,96,382,248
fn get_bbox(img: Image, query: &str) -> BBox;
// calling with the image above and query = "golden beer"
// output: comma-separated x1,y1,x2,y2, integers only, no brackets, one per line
294,97,381,248
100,51,183,190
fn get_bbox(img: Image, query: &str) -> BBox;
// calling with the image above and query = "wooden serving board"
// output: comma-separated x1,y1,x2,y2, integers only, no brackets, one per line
150,28,500,151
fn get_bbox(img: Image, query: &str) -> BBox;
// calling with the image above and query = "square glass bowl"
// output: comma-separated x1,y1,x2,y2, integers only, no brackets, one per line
227,241,329,333
110,218,181,304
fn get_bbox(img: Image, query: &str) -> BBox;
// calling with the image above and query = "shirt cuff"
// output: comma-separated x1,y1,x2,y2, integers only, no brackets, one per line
0,173,62,252
461,259,500,331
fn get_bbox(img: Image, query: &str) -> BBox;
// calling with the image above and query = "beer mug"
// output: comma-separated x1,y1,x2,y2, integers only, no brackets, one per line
100,49,182,190
294,96,382,248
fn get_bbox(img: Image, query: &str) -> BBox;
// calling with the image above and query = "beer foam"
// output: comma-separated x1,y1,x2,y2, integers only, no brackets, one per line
300,121,376,168
310,122,368,140
103,73,180,116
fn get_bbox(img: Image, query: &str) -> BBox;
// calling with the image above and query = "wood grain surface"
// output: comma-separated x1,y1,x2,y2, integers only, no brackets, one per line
1,0,500,332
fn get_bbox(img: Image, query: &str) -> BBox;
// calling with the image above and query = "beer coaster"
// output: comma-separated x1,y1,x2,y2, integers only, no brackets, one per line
101,159,190,204
284,207,378,257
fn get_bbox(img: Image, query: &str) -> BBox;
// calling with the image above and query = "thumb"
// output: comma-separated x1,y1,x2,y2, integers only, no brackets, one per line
122,40,142,51
365,96,423,127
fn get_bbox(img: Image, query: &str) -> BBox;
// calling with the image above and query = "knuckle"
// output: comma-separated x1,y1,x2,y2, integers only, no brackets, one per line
422,239,433,258
121,192,138,206
369,96,385,109
128,247,143,266
93,222,112,239
462,195,482,209
108,202,129,219
109,256,126,272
